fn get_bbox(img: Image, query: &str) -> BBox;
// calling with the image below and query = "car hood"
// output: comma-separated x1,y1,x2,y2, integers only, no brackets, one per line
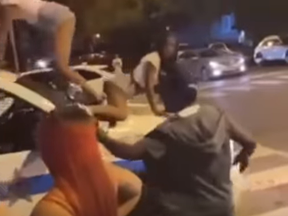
203,55,244,66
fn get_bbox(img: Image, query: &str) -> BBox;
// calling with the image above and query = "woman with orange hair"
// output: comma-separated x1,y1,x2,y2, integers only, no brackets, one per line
30,105,142,216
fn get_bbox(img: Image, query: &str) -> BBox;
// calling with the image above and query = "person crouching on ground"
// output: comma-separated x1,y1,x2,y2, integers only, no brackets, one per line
31,105,142,216
131,32,179,117
99,81,257,216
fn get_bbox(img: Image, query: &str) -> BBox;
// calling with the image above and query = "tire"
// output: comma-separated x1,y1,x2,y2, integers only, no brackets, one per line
285,51,288,64
254,52,265,66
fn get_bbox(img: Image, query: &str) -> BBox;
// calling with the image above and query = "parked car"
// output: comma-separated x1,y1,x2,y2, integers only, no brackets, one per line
178,48,247,81
0,68,141,216
254,35,288,65
209,42,235,54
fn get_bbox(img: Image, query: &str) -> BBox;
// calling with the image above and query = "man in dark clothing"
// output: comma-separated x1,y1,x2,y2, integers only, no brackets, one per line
99,75,257,216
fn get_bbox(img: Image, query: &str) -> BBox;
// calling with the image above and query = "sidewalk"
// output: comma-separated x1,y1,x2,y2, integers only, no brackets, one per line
237,145,288,216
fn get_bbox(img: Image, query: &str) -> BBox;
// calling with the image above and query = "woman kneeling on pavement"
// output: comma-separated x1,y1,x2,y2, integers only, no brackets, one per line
99,73,257,216
31,105,142,216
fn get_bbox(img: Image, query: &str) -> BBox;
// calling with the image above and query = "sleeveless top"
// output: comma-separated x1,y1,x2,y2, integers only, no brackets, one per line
133,52,161,89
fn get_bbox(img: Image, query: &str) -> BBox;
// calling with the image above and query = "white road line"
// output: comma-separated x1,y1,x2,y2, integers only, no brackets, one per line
250,70,288,80
276,75,288,79
199,91,228,98
200,71,288,91
221,86,252,92
251,80,285,85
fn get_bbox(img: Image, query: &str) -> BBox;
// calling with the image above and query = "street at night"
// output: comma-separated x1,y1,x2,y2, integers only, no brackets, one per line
129,66,288,216
3,0,288,215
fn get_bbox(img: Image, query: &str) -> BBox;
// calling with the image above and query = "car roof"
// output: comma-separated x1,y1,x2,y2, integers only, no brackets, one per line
0,71,55,113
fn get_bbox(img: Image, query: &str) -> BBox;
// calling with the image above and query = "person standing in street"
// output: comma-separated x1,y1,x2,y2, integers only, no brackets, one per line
99,79,257,216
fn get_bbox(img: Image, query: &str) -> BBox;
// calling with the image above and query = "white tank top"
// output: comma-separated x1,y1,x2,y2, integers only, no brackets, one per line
133,52,161,89
1,0,46,24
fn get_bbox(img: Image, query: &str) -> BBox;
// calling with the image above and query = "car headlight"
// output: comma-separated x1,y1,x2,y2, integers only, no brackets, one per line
238,57,245,64
35,59,49,69
209,61,220,68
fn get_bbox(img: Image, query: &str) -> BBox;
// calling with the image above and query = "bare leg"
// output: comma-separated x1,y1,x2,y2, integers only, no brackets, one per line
89,80,128,122
53,16,86,85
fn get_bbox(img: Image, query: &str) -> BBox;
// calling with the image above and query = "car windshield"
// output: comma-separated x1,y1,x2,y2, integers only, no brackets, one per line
198,50,220,57
211,44,227,50
179,50,198,59
266,39,282,46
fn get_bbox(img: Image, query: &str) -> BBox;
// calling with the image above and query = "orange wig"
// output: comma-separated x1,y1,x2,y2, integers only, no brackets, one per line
37,106,117,216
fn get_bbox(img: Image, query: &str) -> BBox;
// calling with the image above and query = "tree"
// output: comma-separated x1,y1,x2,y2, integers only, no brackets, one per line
56,0,232,35
235,0,288,41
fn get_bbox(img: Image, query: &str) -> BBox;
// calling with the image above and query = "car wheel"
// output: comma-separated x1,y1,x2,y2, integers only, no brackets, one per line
285,51,288,64
254,52,265,66
201,67,210,82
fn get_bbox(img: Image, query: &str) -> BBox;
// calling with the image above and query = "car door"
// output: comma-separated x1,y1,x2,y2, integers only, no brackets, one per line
0,90,48,216
262,39,282,59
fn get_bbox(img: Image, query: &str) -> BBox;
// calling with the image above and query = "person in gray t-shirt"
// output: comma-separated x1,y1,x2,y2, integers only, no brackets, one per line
99,80,257,216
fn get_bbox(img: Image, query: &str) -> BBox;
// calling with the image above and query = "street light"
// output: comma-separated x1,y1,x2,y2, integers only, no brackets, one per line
95,33,101,39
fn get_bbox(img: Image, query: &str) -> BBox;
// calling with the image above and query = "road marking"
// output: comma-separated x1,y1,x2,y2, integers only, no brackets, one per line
221,86,252,92
276,75,288,79
250,70,288,80
199,91,228,98
200,71,288,91
251,80,285,85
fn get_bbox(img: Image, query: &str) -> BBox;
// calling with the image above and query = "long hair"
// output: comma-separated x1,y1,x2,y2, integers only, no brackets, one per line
37,105,117,216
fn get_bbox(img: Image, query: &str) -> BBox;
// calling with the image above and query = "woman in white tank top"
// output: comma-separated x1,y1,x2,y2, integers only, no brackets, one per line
0,0,129,122
131,33,179,116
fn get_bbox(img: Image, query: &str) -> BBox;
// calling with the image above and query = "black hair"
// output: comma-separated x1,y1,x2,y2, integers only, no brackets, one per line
154,31,178,54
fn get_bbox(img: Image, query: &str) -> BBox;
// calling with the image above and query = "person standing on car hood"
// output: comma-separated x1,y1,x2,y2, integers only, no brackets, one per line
99,80,257,216
0,0,101,97
0,0,129,122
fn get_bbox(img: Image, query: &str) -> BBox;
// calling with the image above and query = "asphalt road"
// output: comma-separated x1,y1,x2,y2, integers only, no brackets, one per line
130,65,288,153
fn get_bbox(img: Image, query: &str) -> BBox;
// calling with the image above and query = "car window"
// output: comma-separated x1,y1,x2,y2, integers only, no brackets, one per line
0,92,14,117
264,39,282,46
0,90,42,155
179,51,198,59
211,44,226,50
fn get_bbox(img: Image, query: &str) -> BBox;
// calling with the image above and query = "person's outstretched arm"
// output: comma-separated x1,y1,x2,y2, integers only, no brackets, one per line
225,113,256,156
144,62,165,116
99,130,146,160
225,113,257,172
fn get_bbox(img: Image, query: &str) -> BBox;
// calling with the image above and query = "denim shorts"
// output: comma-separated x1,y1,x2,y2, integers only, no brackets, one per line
37,2,75,32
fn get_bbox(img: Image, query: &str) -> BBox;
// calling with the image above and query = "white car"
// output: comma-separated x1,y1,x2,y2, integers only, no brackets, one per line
254,35,288,65
0,68,244,216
